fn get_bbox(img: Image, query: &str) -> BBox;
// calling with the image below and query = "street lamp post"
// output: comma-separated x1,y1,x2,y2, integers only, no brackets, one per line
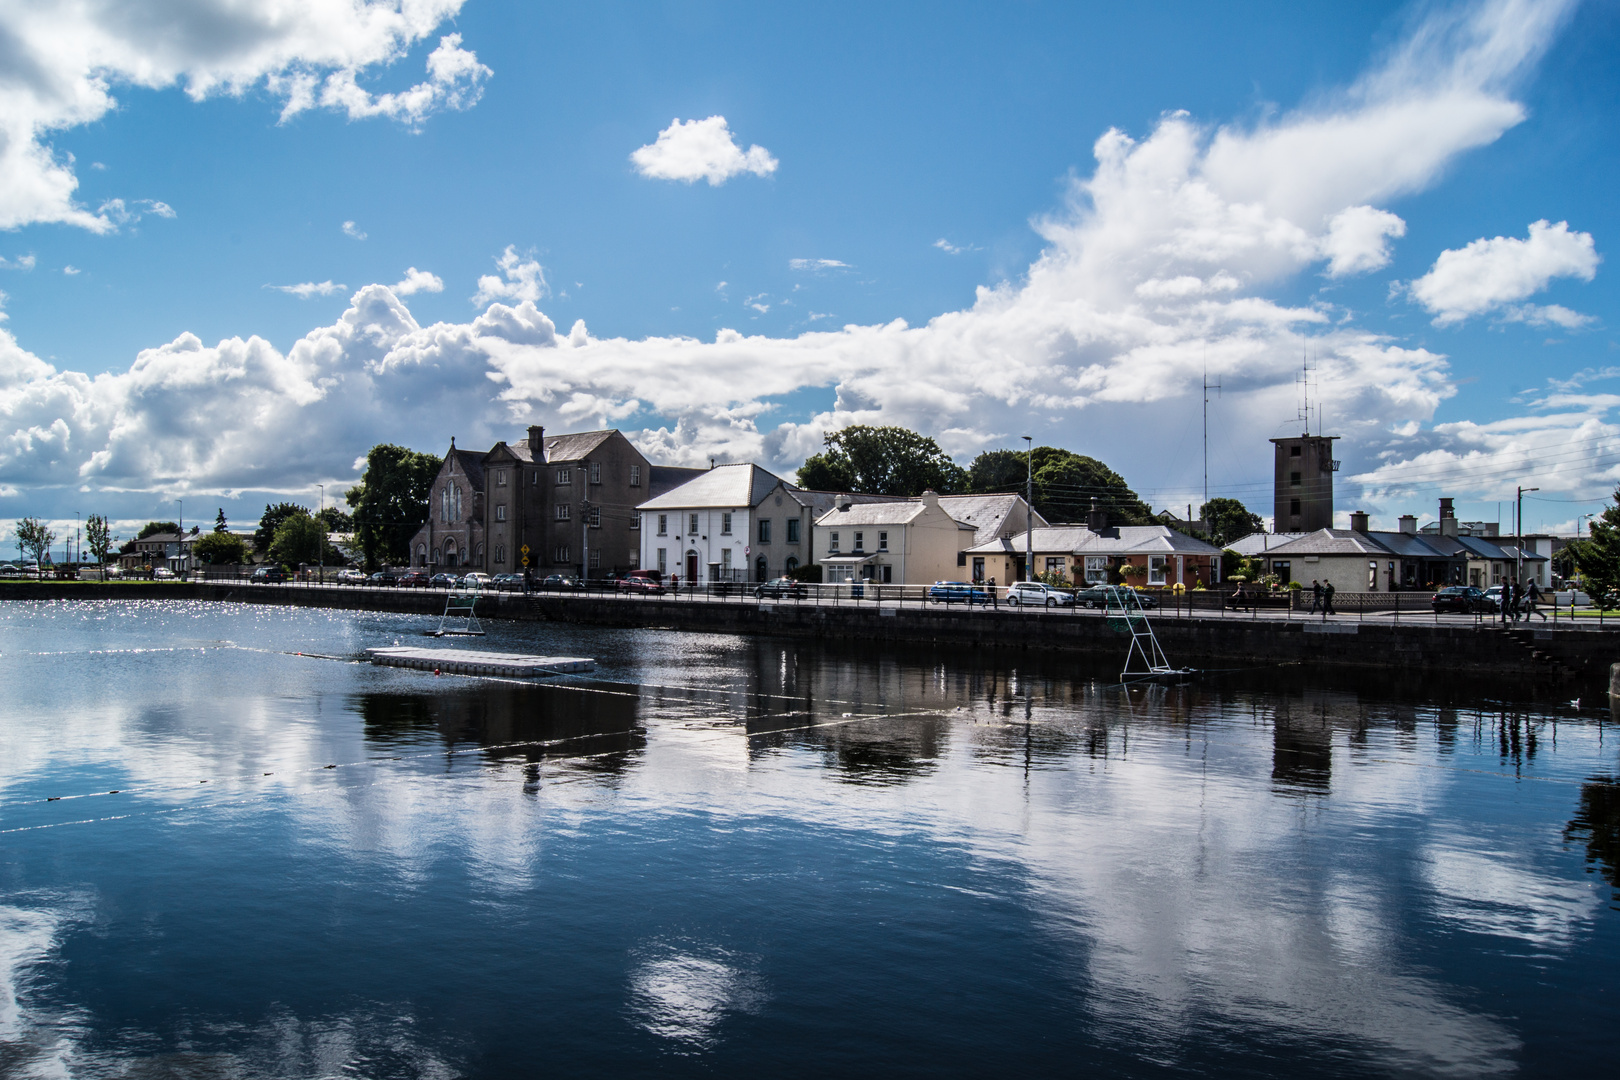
318,484,325,585
1023,435,1033,583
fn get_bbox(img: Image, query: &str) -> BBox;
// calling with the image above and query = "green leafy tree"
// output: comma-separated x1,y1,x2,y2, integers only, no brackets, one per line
193,531,248,565
267,512,342,568
15,517,55,565
1200,498,1264,548
966,445,1152,525
137,521,179,540
347,444,442,570
85,514,115,566
795,426,968,496
1567,487,1620,608
213,508,228,533
316,506,355,532
254,503,308,553
966,449,1029,495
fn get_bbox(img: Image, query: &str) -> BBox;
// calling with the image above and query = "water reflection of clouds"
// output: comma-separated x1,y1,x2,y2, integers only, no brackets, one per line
1423,844,1601,949
627,941,766,1050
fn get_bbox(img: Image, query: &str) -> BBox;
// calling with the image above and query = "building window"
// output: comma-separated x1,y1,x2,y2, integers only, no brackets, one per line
630,465,641,487
494,545,505,564
630,514,640,530
556,468,571,484
554,545,570,563
1148,556,1166,585
829,532,840,553
1084,555,1108,584
756,555,768,582
853,532,864,552
628,550,639,569
1290,472,1302,486
1045,557,1064,574
658,514,668,535
496,470,507,486
689,513,699,535
657,548,667,573
1368,560,1378,590
721,512,732,535
758,519,771,543
786,518,800,543
476,543,485,563
785,555,799,573
972,557,985,582
531,469,538,485
1272,560,1291,585
589,508,600,528
495,504,506,522
589,550,600,569
555,504,571,521
417,544,426,566
1290,445,1301,457
1289,498,1301,516
878,531,888,552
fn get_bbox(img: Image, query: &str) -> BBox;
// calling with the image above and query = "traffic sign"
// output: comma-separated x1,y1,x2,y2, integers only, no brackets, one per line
520,544,530,555
521,557,529,567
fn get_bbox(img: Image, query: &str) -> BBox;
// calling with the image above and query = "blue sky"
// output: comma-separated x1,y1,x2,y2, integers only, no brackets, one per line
1,0,1616,547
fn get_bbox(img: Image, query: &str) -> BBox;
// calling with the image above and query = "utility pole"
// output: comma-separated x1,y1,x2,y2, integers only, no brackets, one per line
317,484,325,584
1516,485,1538,584
1203,360,1221,521
1023,435,1033,583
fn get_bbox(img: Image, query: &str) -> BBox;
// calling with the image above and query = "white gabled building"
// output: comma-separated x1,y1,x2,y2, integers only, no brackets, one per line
637,464,820,585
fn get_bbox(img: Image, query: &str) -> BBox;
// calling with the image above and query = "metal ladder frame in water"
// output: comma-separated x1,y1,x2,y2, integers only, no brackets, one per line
434,585,485,636
1102,585,1182,679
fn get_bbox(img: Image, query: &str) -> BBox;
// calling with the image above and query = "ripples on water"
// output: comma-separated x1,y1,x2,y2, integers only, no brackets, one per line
0,599,1615,1077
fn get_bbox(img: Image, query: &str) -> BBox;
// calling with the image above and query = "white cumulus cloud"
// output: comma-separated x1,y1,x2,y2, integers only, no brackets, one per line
393,268,444,296
630,117,778,185
342,221,368,241
1321,205,1407,276
0,2,487,233
472,247,547,307
1410,219,1599,325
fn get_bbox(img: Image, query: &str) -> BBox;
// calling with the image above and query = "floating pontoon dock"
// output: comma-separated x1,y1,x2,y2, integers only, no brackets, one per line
367,646,594,678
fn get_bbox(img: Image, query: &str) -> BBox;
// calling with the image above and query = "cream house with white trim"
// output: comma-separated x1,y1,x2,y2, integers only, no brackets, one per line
812,491,976,585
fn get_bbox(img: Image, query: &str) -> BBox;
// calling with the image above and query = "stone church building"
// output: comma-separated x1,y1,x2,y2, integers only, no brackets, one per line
408,426,702,579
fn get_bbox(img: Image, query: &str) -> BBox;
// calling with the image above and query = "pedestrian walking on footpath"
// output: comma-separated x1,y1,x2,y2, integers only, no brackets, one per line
988,576,998,609
1308,579,1322,614
1526,580,1547,622
1501,580,1515,625
1322,580,1336,617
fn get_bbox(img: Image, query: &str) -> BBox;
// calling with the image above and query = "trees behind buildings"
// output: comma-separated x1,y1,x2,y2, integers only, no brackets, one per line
347,444,442,569
193,531,248,565
965,445,1155,525
1559,485,1620,607
266,511,340,568
1199,498,1264,547
797,426,969,496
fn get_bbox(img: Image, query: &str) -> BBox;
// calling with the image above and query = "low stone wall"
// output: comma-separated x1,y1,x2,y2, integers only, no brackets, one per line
5,581,1614,694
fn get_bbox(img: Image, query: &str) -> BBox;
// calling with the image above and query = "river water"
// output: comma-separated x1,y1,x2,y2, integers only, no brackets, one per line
0,599,1615,1077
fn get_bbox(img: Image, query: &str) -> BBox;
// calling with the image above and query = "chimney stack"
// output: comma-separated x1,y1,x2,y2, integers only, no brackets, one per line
528,425,545,462
1349,511,1369,533
1439,497,1458,537
1087,498,1108,533
1398,514,1417,535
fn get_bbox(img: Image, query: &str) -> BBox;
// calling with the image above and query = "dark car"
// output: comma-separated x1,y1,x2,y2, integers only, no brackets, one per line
367,570,397,587
754,577,805,599
1073,585,1158,610
397,570,431,588
429,572,457,588
1431,585,1488,613
491,572,527,592
251,565,285,584
928,581,992,605
542,573,584,590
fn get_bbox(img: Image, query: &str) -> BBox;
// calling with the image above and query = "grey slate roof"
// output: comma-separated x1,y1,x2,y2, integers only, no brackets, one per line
447,446,485,487
1257,528,1393,557
540,430,616,463
636,463,790,510
648,465,708,500
967,525,1220,556
1227,532,1309,556
935,493,1047,543
815,502,971,528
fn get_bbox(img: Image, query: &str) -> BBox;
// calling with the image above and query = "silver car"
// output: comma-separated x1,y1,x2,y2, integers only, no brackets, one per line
1005,581,1075,608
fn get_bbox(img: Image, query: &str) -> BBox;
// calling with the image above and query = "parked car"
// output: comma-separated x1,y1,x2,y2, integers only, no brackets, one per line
753,577,805,599
456,571,492,589
0,564,20,576
1482,585,1505,611
152,567,177,580
336,568,367,585
1073,585,1158,610
429,572,458,588
542,573,584,590
928,581,992,605
491,572,527,591
1005,582,1075,608
1431,585,1488,613
251,565,286,584
397,570,431,588
616,570,666,595
367,569,398,587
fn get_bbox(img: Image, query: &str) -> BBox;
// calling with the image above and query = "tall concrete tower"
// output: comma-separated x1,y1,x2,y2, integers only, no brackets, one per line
1269,435,1339,532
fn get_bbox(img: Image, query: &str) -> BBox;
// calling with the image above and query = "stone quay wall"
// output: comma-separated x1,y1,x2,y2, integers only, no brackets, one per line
6,581,1616,695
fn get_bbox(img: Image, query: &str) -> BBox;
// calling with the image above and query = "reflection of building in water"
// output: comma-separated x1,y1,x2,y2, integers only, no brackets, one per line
353,682,644,774
1566,776,1620,897
1271,704,1333,792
